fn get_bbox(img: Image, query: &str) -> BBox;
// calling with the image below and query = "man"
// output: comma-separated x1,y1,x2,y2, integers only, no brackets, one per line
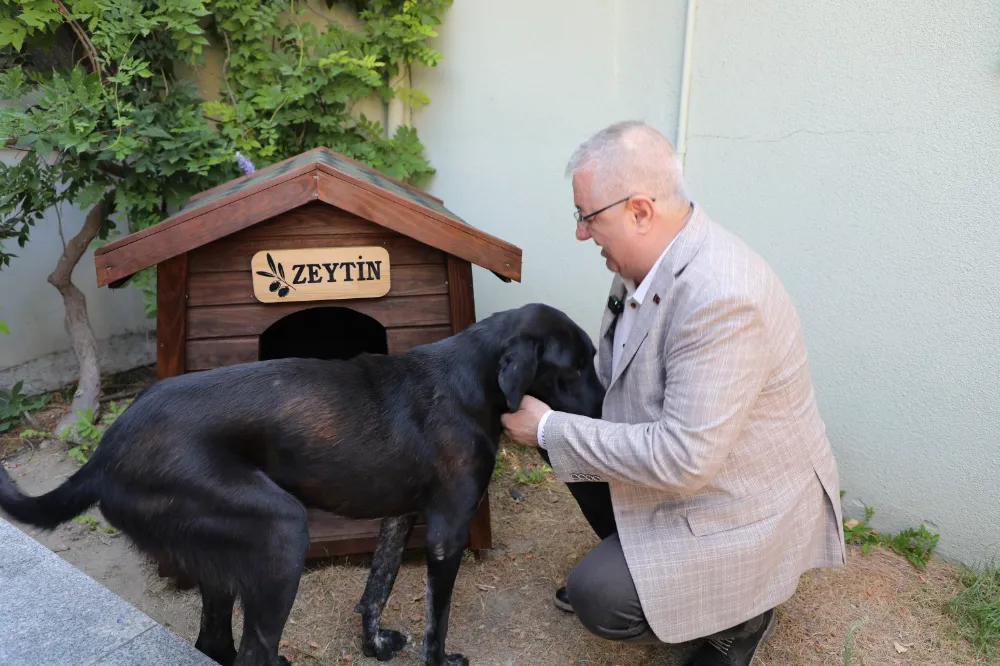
501,120,846,666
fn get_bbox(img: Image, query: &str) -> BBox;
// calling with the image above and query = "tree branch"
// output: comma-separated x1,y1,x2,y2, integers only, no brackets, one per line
97,162,125,178
0,143,125,178
54,0,102,79
48,200,107,436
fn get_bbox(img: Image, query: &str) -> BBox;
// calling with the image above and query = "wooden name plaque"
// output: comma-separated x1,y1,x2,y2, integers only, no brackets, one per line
250,247,391,303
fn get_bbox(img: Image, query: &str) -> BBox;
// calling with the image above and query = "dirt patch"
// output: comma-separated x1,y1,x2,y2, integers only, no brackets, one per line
0,422,987,666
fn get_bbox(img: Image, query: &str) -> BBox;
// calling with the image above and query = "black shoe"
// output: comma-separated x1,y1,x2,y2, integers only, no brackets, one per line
685,608,777,666
553,586,573,613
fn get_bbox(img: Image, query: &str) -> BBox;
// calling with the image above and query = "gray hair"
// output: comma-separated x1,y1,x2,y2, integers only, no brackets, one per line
565,120,688,205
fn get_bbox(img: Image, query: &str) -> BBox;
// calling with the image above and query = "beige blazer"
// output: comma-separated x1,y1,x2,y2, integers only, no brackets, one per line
542,203,847,643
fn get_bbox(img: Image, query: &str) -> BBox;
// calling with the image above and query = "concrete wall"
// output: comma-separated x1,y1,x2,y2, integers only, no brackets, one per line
678,0,1000,566
0,154,155,394
412,0,690,338
415,0,1000,566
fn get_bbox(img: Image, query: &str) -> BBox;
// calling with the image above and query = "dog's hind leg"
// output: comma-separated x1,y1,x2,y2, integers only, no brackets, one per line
232,481,310,666
355,514,417,661
419,472,492,666
195,583,237,666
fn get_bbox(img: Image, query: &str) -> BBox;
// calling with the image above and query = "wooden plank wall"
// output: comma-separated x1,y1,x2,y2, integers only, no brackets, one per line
184,202,454,369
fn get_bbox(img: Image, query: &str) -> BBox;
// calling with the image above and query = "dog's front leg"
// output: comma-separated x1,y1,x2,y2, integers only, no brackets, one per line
420,540,466,666
420,483,488,666
356,514,416,661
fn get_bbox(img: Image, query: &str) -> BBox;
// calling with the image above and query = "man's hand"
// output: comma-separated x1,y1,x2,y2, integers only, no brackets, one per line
500,395,551,448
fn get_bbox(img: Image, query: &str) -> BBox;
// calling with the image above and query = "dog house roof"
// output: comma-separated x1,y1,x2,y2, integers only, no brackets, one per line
93,146,522,287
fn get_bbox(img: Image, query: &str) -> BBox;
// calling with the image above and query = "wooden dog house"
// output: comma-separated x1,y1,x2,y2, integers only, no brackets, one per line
93,146,522,561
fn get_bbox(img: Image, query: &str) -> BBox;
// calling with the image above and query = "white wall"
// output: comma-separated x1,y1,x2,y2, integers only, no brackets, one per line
0,152,154,394
677,0,1000,566
415,1,1000,566
413,0,690,339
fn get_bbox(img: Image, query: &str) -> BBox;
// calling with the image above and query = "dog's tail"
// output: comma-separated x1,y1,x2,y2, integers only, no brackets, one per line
0,454,103,529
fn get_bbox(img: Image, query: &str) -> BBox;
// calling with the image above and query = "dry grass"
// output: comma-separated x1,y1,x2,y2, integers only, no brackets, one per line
190,445,986,666
767,547,984,665
1,376,993,665
248,444,697,666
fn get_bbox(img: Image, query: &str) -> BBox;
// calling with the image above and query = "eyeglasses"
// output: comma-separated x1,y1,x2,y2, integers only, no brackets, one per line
574,194,655,224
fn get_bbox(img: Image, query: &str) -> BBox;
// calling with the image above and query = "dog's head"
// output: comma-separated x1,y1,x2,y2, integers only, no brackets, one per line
495,303,605,419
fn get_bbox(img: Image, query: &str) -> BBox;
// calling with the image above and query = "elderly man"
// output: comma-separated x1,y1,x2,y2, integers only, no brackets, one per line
501,121,846,666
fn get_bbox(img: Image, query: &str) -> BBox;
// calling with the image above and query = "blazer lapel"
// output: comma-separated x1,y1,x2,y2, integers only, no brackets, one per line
597,274,625,387
607,267,673,389
605,204,711,391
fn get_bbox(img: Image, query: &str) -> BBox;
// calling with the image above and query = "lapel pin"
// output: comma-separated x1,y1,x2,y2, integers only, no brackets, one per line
653,294,661,304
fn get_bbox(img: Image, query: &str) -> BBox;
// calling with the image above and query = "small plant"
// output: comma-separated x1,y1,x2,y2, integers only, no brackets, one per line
843,505,881,551
514,462,552,486
945,563,1000,660
74,514,100,531
20,401,132,464
842,619,865,666
57,401,129,463
0,380,48,433
492,450,507,479
842,502,940,569
885,524,940,569
493,444,552,484
74,513,118,536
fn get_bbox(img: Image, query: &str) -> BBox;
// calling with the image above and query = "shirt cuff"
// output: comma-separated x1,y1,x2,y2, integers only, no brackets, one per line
536,409,553,448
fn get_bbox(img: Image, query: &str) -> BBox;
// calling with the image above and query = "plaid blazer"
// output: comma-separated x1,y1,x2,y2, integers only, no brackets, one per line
542,203,847,643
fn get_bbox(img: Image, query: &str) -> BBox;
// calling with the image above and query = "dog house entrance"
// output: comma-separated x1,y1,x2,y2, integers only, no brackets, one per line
256,306,418,559
258,306,388,362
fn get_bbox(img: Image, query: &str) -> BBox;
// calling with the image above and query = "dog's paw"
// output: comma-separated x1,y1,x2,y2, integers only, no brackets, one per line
363,629,409,661
444,654,469,666
380,629,408,653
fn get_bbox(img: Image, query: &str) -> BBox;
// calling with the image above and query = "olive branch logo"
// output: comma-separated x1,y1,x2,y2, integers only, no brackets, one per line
255,253,296,298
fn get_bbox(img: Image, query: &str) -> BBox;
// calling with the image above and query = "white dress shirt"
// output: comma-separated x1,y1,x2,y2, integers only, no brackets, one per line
536,236,677,448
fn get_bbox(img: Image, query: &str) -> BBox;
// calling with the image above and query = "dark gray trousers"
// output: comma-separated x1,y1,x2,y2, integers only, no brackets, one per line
536,446,660,642
567,531,663,643
537,446,767,645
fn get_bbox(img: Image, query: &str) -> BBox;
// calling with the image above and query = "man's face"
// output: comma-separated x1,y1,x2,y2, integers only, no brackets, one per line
572,168,633,277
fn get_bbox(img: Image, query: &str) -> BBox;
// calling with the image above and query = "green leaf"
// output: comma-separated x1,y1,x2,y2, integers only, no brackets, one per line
139,126,173,139
0,18,27,51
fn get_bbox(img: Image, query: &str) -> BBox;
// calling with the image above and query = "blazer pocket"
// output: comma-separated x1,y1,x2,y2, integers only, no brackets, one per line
685,490,781,537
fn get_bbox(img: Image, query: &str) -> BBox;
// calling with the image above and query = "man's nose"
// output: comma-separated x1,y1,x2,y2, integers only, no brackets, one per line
576,222,591,241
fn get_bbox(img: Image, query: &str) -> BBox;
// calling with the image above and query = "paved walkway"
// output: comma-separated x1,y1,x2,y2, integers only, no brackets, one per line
0,517,213,666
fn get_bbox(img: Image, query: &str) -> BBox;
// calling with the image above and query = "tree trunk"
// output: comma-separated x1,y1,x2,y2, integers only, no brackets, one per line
48,201,106,438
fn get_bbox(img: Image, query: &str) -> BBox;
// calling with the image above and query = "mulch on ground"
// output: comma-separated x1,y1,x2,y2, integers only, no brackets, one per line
0,369,990,665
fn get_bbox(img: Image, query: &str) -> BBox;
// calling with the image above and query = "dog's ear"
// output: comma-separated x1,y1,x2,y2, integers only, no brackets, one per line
497,336,540,411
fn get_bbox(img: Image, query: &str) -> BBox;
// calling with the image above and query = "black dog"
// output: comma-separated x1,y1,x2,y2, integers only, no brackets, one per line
0,303,605,666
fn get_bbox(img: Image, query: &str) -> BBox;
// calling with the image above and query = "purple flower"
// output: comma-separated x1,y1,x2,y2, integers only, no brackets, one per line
235,151,256,176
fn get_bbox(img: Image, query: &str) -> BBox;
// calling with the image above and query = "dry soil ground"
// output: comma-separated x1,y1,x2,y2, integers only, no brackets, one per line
0,377,991,666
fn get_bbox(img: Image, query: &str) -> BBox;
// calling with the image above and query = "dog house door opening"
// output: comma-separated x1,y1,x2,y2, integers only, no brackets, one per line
258,307,388,363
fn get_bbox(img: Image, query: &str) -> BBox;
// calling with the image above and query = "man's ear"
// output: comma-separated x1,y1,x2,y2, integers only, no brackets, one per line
629,195,657,233
497,336,540,411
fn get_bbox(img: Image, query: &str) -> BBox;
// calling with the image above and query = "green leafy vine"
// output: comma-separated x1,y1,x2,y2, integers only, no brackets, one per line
0,0,451,315
202,0,450,181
